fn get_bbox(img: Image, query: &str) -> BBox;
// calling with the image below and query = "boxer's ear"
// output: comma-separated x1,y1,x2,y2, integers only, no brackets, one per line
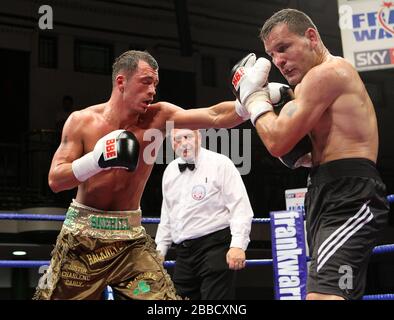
304,28,319,49
115,74,126,93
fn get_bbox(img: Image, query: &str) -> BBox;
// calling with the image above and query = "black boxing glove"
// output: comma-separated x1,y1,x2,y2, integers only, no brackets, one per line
279,136,312,169
268,82,294,109
268,82,312,169
72,130,139,182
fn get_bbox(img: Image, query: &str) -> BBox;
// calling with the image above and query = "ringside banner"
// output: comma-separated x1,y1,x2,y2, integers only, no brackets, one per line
270,211,307,300
338,0,394,71
285,188,307,215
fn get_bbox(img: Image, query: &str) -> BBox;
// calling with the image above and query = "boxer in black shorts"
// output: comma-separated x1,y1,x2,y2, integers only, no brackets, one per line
305,158,389,300
230,9,391,299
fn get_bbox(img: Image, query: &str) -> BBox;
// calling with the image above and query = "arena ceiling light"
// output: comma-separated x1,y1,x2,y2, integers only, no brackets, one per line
12,251,27,256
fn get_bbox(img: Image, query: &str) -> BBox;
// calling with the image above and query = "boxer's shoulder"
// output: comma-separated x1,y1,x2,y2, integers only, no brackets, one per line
131,102,170,132
299,62,346,99
144,101,184,129
62,105,106,141
309,58,353,83
151,101,183,115
68,104,102,121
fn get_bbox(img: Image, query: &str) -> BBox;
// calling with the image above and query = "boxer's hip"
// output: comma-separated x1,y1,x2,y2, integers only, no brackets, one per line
308,157,382,186
62,199,145,240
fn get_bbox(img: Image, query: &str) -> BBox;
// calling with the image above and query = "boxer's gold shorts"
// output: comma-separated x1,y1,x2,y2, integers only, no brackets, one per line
33,201,180,300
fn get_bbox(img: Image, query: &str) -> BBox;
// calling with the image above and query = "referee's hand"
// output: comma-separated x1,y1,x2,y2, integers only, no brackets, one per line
226,247,246,270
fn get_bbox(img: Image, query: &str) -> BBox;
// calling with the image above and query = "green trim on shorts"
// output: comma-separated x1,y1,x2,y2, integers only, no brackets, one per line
90,216,130,231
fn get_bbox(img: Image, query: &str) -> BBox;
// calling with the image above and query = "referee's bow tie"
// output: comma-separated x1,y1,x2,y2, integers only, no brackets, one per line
178,163,195,172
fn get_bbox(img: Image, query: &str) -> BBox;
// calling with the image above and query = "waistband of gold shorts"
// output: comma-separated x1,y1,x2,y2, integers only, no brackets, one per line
71,199,142,216
62,200,144,240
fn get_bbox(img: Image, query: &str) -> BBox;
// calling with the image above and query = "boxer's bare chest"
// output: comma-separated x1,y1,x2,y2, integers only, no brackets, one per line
78,112,166,206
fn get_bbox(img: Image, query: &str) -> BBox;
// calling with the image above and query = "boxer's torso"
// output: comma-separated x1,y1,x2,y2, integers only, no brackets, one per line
75,103,169,211
299,57,379,166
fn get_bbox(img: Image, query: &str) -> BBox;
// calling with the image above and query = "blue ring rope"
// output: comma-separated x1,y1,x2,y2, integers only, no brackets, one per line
0,258,274,268
362,294,394,300
0,194,391,224
0,214,271,224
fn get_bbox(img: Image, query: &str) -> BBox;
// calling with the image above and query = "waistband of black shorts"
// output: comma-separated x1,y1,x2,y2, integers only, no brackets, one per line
176,227,230,248
308,158,381,186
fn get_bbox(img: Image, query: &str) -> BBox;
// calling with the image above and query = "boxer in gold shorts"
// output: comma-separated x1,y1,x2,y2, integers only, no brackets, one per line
34,200,177,299
33,50,243,299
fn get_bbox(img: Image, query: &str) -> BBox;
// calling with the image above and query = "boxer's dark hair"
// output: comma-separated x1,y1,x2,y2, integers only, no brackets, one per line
112,50,158,85
260,9,318,41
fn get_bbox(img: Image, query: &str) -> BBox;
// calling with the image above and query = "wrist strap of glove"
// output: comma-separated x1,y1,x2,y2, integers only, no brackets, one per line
245,91,273,126
234,100,250,120
72,152,101,182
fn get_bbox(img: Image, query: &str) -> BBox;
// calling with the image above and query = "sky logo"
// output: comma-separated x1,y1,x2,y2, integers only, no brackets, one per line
354,48,394,67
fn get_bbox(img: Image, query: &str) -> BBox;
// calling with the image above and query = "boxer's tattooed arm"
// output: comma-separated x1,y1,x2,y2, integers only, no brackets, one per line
62,135,68,144
285,101,298,118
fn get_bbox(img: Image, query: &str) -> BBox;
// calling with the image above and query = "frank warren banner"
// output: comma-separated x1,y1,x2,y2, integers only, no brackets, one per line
338,0,394,71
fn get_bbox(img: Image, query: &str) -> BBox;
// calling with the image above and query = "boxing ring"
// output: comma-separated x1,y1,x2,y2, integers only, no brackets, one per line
0,194,393,300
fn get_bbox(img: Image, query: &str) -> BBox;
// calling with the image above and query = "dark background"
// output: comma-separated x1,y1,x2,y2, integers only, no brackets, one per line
0,0,393,299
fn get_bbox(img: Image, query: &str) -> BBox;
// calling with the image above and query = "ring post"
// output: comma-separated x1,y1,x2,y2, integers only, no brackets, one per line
270,210,308,300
